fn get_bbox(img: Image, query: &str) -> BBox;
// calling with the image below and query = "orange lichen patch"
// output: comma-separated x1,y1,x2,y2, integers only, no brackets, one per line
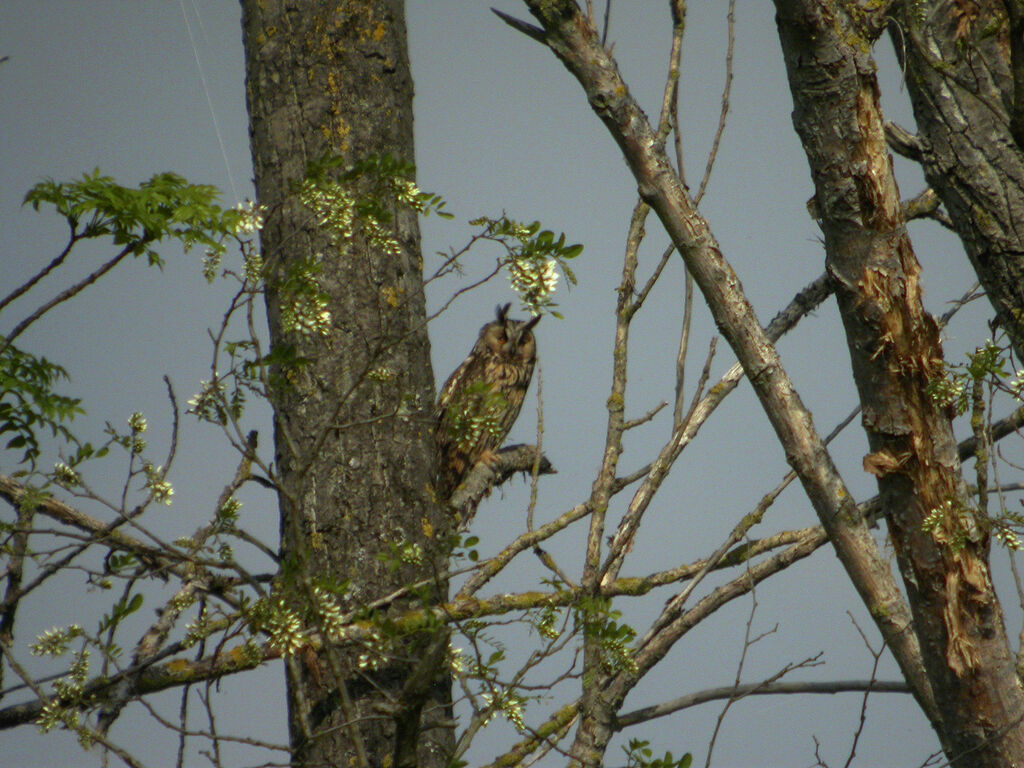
166,659,192,676
226,644,256,666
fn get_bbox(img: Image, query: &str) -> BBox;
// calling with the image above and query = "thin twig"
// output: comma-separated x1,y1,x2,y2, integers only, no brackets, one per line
0,243,136,356
673,267,694,428
694,0,735,204
616,678,908,727
0,224,82,315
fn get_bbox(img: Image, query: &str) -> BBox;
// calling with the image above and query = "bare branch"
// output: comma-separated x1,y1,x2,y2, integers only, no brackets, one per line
0,223,82,315
448,444,555,524
885,121,925,161
616,679,910,727
694,0,736,204
0,243,136,356
673,268,694,428
492,8,546,44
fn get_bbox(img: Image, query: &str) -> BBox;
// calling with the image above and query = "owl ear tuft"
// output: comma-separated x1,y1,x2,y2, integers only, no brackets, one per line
522,314,541,332
495,303,512,323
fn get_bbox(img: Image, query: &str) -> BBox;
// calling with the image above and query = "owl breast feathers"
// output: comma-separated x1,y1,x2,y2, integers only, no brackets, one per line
435,303,540,497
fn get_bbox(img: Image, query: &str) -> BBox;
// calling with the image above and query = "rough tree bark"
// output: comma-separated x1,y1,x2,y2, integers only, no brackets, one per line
241,2,452,767
893,0,1024,362
774,2,1024,764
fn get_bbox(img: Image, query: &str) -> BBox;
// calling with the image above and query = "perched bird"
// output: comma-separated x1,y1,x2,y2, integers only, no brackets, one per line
435,303,540,498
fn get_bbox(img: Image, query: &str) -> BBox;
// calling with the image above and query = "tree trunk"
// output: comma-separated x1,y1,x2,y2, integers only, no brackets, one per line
774,2,1024,764
893,0,1024,362
241,2,452,767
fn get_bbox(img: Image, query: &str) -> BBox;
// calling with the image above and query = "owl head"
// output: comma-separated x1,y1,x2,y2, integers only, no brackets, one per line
478,303,540,362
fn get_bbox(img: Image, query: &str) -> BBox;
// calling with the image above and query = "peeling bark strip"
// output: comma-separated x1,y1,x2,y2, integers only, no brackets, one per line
774,1,1024,764
241,2,452,767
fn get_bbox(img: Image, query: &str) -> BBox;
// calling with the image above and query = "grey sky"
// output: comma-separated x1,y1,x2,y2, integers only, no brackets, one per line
0,2,999,766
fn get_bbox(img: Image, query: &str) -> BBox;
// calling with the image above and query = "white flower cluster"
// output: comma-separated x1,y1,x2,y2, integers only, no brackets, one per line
599,634,638,674
233,200,266,235
299,179,356,243
143,463,174,505
312,585,346,641
53,461,80,487
281,289,332,337
921,499,954,534
398,541,424,565
187,378,227,423
536,605,562,640
183,605,212,648
37,648,90,739
508,257,559,316
390,177,423,209
480,692,526,731
364,215,403,256
199,202,265,284
266,598,306,657
449,645,466,673
995,524,1023,551
927,373,966,410
1011,369,1024,399
356,626,389,671
201,247,223,283
217,496,242,528
243,249,264,284
300,176,406,257
30,625,84,657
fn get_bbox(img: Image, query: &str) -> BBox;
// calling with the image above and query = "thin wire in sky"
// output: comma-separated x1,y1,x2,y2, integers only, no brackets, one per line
179,0,240,202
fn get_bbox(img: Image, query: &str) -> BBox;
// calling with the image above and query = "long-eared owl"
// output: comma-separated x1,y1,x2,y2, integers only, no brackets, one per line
435,303,540,498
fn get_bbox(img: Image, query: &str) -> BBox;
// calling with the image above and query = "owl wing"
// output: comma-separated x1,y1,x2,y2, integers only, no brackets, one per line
435,352,490,493
435,351,481,429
